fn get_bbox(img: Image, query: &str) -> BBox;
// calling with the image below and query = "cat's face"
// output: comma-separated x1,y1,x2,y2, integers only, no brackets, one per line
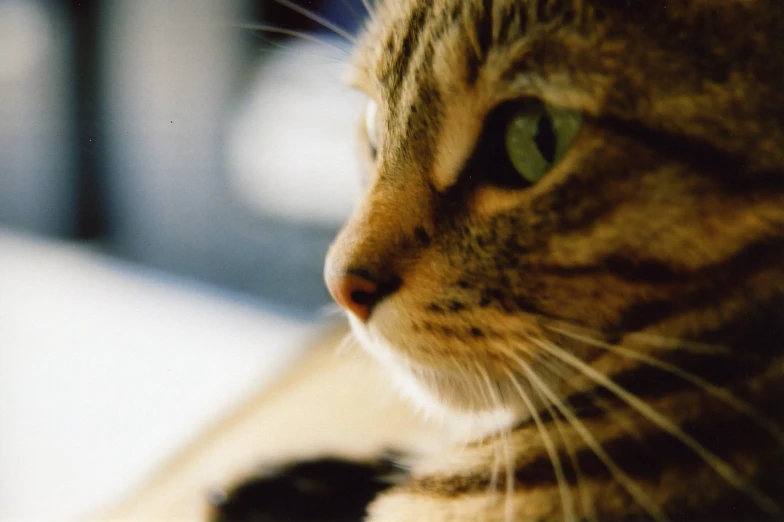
325,0,784,420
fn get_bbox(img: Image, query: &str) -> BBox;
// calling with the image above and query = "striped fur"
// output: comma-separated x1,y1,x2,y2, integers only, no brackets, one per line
325,0,784,520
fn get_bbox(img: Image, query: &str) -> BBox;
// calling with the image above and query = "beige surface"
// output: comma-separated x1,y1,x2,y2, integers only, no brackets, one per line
96,322,447,522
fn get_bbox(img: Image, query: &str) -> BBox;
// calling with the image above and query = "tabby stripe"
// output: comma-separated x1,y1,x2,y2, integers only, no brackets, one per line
511,290,784,432
612,118,784,192
383,1,459,167
595,116,752,183
400,75,443,175
413,395,782,499
521,237,784,286
507,238,784,337
434,1,461,42
386,10,445,172
381,2,428,105
556,347,779,425
520,408,780,487
462,0,492,85
496,2,526,46
591,0,774,85
614,248,783,336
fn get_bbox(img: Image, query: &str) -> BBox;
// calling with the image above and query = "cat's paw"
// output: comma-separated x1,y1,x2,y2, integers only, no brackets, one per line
209,455,407,522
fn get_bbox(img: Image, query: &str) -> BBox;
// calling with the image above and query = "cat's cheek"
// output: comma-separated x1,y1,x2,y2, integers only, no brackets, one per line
347,314,402,371
348,314,447,416
348,315,518,439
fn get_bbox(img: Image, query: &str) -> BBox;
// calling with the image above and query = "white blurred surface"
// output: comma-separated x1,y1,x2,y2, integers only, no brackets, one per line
0,230,314,521
227,39,365,225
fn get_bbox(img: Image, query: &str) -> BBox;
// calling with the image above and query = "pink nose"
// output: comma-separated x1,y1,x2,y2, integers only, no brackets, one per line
325,272,379,322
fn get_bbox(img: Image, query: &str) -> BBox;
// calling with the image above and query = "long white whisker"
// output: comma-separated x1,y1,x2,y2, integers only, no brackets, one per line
338,0,363,26
510,344,667,521
471,363,501,496
231,22,351,56
359,0,377,24
542,319,733,356
476,364,515,522
627,332,733,356
500,429,514,522
535,354,645,442
536,377,597,522
334,331,359,356
316,302,346,318
269,0,358,44
532,336,781,516
534,354,624,521
546,324,784,447
503,368,576,522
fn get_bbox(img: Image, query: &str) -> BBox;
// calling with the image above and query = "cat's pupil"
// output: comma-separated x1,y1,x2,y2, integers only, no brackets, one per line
534,114,557,164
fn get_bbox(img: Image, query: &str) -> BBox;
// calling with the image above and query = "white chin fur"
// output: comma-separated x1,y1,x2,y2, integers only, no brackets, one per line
348,315,517,443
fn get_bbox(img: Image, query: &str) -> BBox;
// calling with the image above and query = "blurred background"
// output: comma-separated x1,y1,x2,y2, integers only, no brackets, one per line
0,0,369,519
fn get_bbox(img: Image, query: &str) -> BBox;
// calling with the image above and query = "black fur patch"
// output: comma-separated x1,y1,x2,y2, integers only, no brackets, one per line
211,457,403,522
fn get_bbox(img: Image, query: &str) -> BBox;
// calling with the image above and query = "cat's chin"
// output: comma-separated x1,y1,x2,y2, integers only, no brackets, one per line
347,315,520,442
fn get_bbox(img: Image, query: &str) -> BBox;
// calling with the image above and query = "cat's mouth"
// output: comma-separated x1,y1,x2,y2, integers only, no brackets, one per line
347,312,526,436
343,294,608,439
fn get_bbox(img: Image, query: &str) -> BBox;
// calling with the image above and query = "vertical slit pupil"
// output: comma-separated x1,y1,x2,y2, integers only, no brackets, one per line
534,114,557,164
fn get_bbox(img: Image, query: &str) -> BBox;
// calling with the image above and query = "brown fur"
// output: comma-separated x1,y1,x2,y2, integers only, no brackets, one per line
324,0,784,520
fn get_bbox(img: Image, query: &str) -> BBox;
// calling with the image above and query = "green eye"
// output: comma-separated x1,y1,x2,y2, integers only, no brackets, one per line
505,102,582,184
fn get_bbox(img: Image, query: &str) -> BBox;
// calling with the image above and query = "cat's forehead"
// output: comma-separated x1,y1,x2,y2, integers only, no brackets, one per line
350,0,783,175
350,0,540,190
352,0,523,101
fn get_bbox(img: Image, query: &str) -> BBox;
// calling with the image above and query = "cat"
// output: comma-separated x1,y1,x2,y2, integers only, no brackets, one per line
214,0,784,520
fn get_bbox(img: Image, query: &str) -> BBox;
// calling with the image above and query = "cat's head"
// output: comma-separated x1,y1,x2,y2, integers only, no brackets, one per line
325,0,784,422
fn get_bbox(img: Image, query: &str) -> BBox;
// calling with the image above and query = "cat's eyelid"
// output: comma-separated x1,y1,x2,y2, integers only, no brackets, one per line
345,65,375,97
494,94,569,117
347,82,372,95
365,99,380,152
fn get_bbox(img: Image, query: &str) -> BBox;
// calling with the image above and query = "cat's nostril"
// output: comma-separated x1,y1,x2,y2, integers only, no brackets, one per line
350,289,377,306
325,271,400,322
326,273,378,322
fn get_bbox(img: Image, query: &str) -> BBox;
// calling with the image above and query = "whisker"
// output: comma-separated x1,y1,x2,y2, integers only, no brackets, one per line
231,22,351,56
338,0,363,26
476,364,516,522
358,0,377,24
530,371,597,522
547,324,784,447
502,432,514,522
315,302,345,318
268,0,358,44
541,319,733,356
503,368,576,522
237,30,350,70
510,343,667,521
626,332,734,356
531,336,781,516
488,436,501,495
535,355,646,443
472,363,501,496
446,357,486,459
334,331,359,356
